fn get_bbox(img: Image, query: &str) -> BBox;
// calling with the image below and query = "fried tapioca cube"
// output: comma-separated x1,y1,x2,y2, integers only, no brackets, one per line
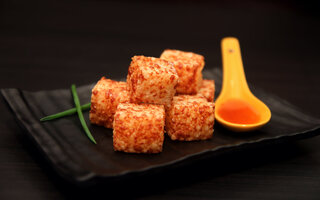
197,79,215,102
113,103,165,153
160,49,204,94
90,77,130,129
166,95,215,141
127,56,179,106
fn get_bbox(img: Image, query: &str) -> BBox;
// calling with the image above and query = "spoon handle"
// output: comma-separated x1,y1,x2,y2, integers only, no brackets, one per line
221,37,250,97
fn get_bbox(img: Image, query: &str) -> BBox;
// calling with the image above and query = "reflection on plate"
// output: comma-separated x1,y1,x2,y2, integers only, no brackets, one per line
2,68,320,185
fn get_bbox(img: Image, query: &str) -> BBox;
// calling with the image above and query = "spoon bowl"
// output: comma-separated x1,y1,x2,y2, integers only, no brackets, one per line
215,37,271,132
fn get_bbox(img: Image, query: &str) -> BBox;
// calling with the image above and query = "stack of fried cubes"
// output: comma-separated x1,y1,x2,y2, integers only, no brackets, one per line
90,50,215,153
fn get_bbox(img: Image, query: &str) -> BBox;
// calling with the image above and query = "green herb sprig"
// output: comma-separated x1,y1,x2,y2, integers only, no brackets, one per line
40,103,91,122
71,84,96,144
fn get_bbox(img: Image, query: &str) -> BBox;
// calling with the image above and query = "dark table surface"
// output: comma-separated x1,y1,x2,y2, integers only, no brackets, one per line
1,0,320,199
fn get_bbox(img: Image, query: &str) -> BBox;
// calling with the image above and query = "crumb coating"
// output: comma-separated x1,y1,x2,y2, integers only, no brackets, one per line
166,95,215,141
127,56,179,106
160,49,204,94
90,77,129,129
113,103,165,153
197,79,215,102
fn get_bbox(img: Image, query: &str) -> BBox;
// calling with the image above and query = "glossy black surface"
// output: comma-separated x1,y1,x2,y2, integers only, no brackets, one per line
2,68,320,185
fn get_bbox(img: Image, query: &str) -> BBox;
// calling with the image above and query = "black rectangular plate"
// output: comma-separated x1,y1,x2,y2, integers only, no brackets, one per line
2,68,320,185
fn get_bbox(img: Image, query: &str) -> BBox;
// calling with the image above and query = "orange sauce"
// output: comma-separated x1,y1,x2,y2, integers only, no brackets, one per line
217,98,260,124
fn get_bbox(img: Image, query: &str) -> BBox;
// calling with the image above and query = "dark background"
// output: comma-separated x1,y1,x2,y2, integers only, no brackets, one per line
1,0,320,199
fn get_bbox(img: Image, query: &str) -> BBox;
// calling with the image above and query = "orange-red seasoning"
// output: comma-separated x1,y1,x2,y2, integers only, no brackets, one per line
217,98,260,124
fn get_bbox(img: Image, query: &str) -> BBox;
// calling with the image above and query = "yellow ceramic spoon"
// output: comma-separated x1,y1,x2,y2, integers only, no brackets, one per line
215,37,271,132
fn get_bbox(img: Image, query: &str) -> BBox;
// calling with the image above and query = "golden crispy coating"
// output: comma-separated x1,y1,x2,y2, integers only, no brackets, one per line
197,79,215,102
127,56,179,106
166,95,215,141
90,77,130,129
113,103,165,153
160,49,204,94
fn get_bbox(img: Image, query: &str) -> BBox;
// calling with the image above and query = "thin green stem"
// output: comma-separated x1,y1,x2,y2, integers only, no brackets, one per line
40,103,91,122
71,84,96,144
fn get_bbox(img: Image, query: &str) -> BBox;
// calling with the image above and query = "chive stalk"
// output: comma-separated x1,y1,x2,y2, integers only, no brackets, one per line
71,84,96,144
40,103,91,122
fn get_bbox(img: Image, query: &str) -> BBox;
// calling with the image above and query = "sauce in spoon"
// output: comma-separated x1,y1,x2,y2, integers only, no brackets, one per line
215,37,271,132
217,98,260,125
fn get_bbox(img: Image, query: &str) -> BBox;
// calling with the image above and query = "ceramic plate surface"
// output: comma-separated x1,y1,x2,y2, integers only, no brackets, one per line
2,68,320,185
